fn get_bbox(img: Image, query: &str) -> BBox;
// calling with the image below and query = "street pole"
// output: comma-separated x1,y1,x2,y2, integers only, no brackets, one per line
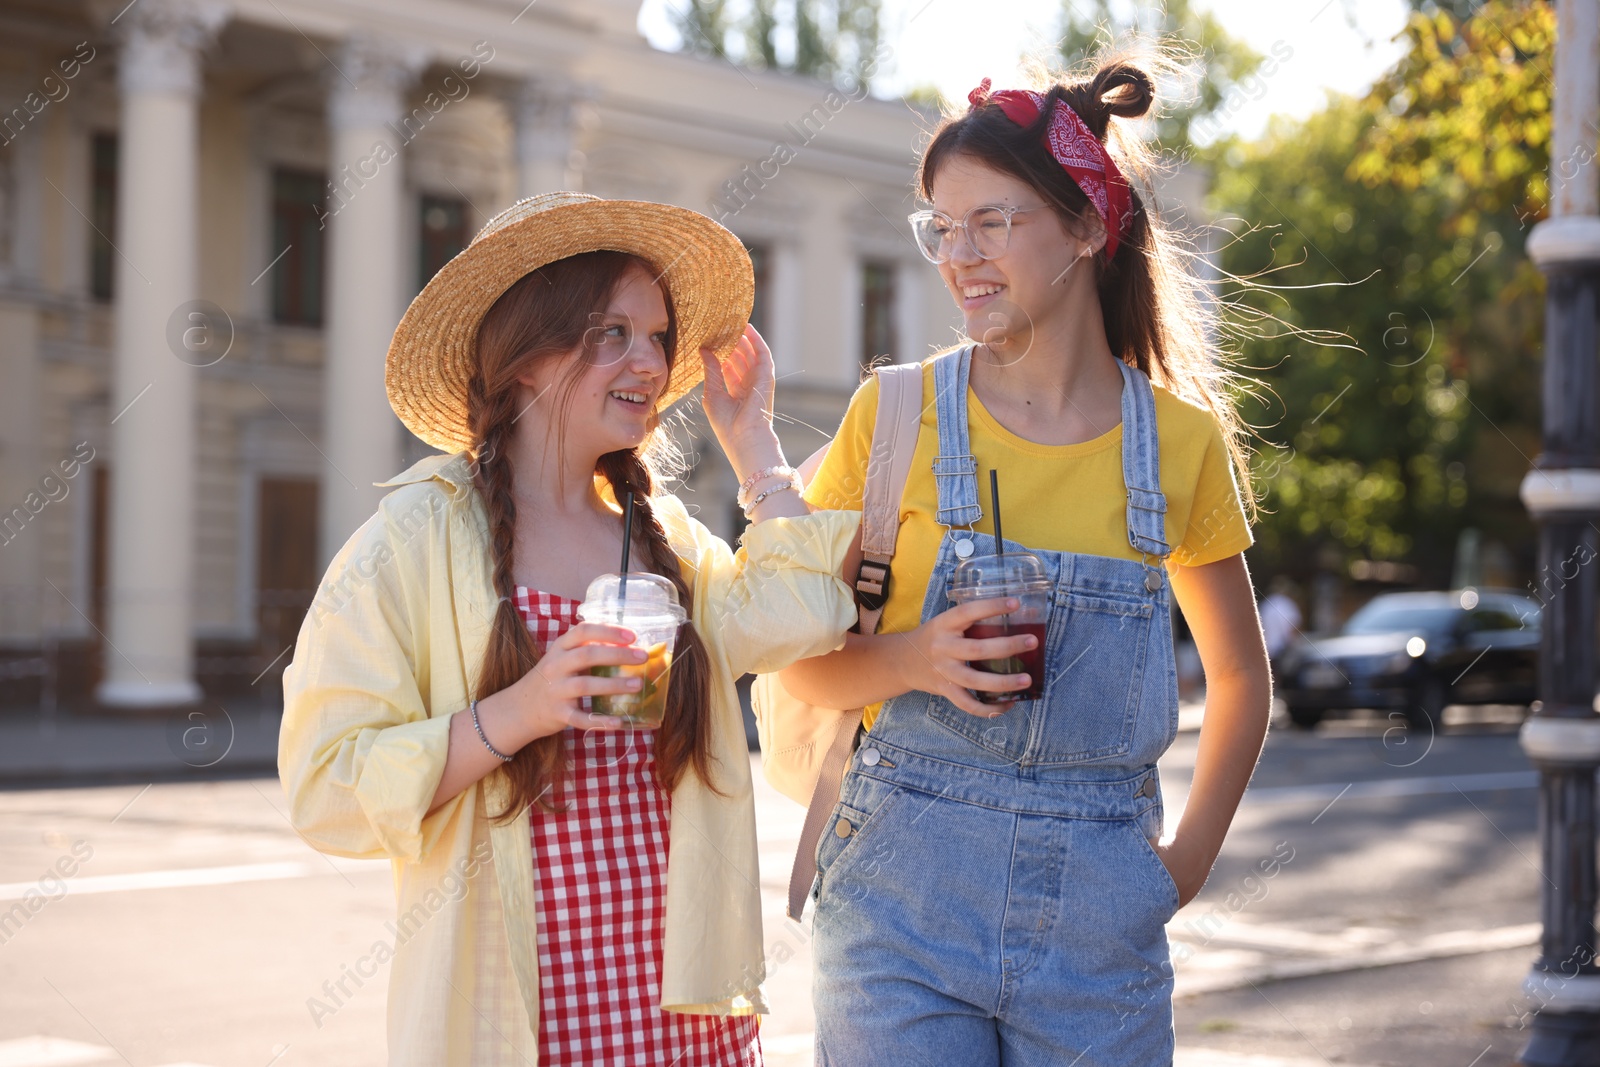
1518,1,1600,1063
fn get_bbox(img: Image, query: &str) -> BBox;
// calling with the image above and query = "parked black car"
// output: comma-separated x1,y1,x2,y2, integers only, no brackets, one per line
1278,589,1540,730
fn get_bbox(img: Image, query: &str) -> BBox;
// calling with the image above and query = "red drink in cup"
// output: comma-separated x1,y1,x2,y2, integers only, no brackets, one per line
948,550,1052,704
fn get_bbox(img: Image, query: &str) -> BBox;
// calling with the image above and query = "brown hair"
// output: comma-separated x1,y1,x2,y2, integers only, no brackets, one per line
467,250,719,821
918,55,1256,516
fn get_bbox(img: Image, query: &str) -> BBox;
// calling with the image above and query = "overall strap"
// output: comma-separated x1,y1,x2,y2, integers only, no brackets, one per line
1118,358,1170,560
931,346,983,530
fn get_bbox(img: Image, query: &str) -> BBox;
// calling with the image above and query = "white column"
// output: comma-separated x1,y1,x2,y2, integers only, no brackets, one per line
768,241,803,378
98,0,225,708
893,258,926,364
319,36,422,564
1550,0,1600,219
512,77,584,197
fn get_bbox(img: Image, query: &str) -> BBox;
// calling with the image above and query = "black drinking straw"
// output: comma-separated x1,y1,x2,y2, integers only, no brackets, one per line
990,469,1014,666
990,469,1004,556
618,491,636,620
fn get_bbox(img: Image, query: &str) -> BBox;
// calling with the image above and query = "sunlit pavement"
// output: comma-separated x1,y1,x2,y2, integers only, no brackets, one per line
0,701,1537,1066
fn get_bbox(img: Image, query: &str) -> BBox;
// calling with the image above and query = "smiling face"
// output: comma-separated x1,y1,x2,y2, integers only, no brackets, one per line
519,262,674,461
929,153,1104,354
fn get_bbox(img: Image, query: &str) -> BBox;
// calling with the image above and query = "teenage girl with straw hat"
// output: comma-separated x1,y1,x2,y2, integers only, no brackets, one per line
279,192,860,1065
784,59,1272,1063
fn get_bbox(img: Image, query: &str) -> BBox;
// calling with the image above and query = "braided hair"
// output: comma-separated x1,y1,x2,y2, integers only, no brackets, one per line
467,251,718,822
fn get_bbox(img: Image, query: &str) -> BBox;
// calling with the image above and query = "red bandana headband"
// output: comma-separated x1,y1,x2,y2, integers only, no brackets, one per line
967,77,1133,259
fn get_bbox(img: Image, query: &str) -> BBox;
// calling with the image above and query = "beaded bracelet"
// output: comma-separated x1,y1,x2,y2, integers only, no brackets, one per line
736,464,795,506
470,699,513,762
741,476,802,516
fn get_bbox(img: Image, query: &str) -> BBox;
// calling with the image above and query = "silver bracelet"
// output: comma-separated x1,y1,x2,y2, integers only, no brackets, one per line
741,477,802,516
469,699,513,762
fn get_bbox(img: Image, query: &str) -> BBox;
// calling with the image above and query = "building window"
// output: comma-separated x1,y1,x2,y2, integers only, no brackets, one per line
271,169,326,326
90,465,109,633
745,242,769,337
420,196,469,292
89,133,117,301
256,477,319,665
861,260,897,368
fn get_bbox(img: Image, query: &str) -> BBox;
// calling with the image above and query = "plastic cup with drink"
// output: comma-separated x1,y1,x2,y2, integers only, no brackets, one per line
578,571,685,727
946,469,1052,705
948,550,1052,703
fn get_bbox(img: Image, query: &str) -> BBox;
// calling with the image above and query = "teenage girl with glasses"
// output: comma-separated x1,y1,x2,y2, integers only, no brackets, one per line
784,59,1272,1064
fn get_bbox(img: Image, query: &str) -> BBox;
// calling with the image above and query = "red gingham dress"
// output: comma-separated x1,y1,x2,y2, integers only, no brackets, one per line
514,586,762,1066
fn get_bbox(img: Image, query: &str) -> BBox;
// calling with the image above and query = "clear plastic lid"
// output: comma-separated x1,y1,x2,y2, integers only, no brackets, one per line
949,551,1052,598
576,572,687,625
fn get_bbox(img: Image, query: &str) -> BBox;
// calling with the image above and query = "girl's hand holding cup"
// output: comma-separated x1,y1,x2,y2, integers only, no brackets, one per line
896,597,1040,718
504,623,649,739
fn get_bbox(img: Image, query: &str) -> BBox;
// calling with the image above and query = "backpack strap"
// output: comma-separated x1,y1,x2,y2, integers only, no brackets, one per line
786,360,924,921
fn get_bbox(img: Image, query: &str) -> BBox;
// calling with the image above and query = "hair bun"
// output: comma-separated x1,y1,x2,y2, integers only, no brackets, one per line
1088,62,1155,123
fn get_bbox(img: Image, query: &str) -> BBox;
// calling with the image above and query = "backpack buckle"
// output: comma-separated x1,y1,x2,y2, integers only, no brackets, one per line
856,558,892,612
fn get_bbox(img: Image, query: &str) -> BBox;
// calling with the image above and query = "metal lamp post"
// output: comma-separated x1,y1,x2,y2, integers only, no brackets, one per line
1517,1,1600,1063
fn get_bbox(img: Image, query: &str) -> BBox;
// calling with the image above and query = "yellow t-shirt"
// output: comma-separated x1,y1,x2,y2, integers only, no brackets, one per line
803,360,1254,728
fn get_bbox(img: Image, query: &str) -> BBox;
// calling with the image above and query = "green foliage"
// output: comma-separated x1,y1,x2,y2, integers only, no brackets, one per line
745,0,779,68
1209,0,1551,583
1057,0,1263,150
1350,0,1553,236
676,0,883,90
673,0,732,58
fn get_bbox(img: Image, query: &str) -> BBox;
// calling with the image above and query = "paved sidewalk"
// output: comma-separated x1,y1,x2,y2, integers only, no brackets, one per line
0,701,284,786
0,697,1210,787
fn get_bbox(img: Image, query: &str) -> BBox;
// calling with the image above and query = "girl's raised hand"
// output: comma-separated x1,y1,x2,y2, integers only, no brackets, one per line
505,623,652,738
894,597,1040,717
701,325,779,466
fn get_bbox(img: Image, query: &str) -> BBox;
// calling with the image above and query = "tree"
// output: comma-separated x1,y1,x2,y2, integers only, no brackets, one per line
674,0,883,90
672,0,732,58
1208,0,1553,586
744,0,779,68
1057,0,1263,151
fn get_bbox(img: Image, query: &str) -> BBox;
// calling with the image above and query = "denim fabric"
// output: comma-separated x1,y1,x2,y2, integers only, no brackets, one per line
813,347,1182,1066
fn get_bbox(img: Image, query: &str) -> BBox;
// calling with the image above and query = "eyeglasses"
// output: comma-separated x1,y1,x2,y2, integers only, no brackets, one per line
907,205,1040,264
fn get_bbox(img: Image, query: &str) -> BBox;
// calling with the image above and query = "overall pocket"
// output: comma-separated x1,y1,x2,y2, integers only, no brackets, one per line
1128,818,1181,922
813,781,909,908
1029,589,1153,765
922,686,1036,764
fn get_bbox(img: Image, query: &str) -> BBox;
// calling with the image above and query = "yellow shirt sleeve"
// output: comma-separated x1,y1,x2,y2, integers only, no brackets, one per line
279,495,459,865
657,496,862,680
803,375,879,513
1170,416,1254,568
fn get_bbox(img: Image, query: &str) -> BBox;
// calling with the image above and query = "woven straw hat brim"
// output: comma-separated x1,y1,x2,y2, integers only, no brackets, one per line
386,194,755,455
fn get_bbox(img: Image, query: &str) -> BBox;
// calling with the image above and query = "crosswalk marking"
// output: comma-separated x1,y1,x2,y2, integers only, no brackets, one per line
0,857,388,903
0,1037,112,1067
0,1038,222,1067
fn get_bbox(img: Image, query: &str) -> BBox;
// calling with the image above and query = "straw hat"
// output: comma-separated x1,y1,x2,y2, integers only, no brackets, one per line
386,191,755,454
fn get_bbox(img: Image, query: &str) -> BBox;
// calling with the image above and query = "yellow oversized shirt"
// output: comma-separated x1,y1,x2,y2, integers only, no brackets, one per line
278,452,860,1065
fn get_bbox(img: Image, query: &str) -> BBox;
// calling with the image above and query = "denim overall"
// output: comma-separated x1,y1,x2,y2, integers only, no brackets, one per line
811,346,1182,1066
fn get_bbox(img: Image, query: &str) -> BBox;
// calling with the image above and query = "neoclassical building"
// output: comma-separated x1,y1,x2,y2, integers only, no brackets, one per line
0,0,1209,711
